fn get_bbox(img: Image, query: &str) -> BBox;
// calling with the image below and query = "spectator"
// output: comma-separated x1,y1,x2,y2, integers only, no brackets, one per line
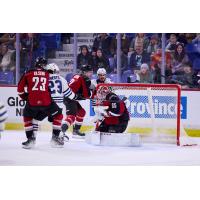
0,45,2,61
152,64,161,83
147,34,161,55
129,43,150,70
196,71,200,88
93,48,110,73
92,33,112,57
151,48,172,68
0,33,16,49
12,41,29,75
171,62,195,88
165,34,179,52
110,34,130,56
181,63,196,88
192,33,200,54
152,62,173,84
177,33,188,45
172,43,189,74
0,44,15,72
137,63,153,83
129,33,149,52
91,47,98,67
127,73,140,83
113,51,128,73
77,45,93,69
185,33,197,43
21,33,40,69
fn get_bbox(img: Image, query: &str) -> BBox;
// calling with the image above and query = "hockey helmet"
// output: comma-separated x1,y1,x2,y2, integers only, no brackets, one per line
45,63,59,74
97,68,107,75
80,65,93,72
35,57,48,68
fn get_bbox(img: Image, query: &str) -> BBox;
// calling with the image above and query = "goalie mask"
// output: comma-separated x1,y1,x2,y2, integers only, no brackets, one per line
96,86,111,101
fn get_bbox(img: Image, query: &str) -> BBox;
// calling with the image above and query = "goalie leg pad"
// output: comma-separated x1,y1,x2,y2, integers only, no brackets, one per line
85,131,141,147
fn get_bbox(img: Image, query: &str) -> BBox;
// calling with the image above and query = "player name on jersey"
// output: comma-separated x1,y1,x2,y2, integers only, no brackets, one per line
34,71,45,76
50,75,60,80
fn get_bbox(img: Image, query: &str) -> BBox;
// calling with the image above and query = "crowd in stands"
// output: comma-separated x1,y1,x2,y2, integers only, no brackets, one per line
0,33,61,82
0,34,16,84
76,33,200,89
0,33,200,89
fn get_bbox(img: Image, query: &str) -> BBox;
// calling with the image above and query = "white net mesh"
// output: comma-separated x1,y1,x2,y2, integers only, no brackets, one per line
96,83,182,145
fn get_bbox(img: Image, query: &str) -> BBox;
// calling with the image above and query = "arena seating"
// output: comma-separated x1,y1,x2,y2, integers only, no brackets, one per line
121,70,133,83
193,58,200,70
0,71,14,84
65,72,74,82
109,73,118,82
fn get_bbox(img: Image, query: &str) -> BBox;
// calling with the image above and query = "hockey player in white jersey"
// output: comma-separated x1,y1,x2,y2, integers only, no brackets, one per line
0,101,8,140
90,68,112,90
46,63,76,108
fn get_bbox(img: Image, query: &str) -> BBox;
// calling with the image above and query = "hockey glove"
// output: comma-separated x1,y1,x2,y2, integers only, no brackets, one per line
74,94,86,100
19,92,28,101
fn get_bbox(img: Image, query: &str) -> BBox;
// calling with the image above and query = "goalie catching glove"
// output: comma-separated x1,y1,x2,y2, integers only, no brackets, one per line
93,106,109,123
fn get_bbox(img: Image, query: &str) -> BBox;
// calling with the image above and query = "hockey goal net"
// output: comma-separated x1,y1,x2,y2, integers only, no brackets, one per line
96,83,194,146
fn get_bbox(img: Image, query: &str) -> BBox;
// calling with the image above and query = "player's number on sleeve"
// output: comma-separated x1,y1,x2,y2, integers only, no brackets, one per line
49,80,62,94
32,77,47,91
111,103,117,108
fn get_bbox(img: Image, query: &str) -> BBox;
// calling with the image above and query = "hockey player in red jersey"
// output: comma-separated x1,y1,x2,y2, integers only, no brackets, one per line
61,65,93,138
32,63,78,142
17,57,64,149
94,85,130,133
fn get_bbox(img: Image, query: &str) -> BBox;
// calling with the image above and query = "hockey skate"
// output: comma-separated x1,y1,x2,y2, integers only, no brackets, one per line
61,123,69,142
72,125,85,139
51,135,64,148
22,137,36,149
61,123,68,133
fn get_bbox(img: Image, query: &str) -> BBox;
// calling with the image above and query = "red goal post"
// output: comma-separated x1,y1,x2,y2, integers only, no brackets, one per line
96,83,182,145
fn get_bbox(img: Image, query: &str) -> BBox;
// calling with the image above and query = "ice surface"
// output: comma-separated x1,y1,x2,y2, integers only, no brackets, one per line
0,130,200,166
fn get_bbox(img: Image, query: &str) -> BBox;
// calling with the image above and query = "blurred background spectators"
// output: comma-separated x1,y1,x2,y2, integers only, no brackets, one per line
1,33,200,89
129,42,150,70
77,45,93,69
93,48,110,73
